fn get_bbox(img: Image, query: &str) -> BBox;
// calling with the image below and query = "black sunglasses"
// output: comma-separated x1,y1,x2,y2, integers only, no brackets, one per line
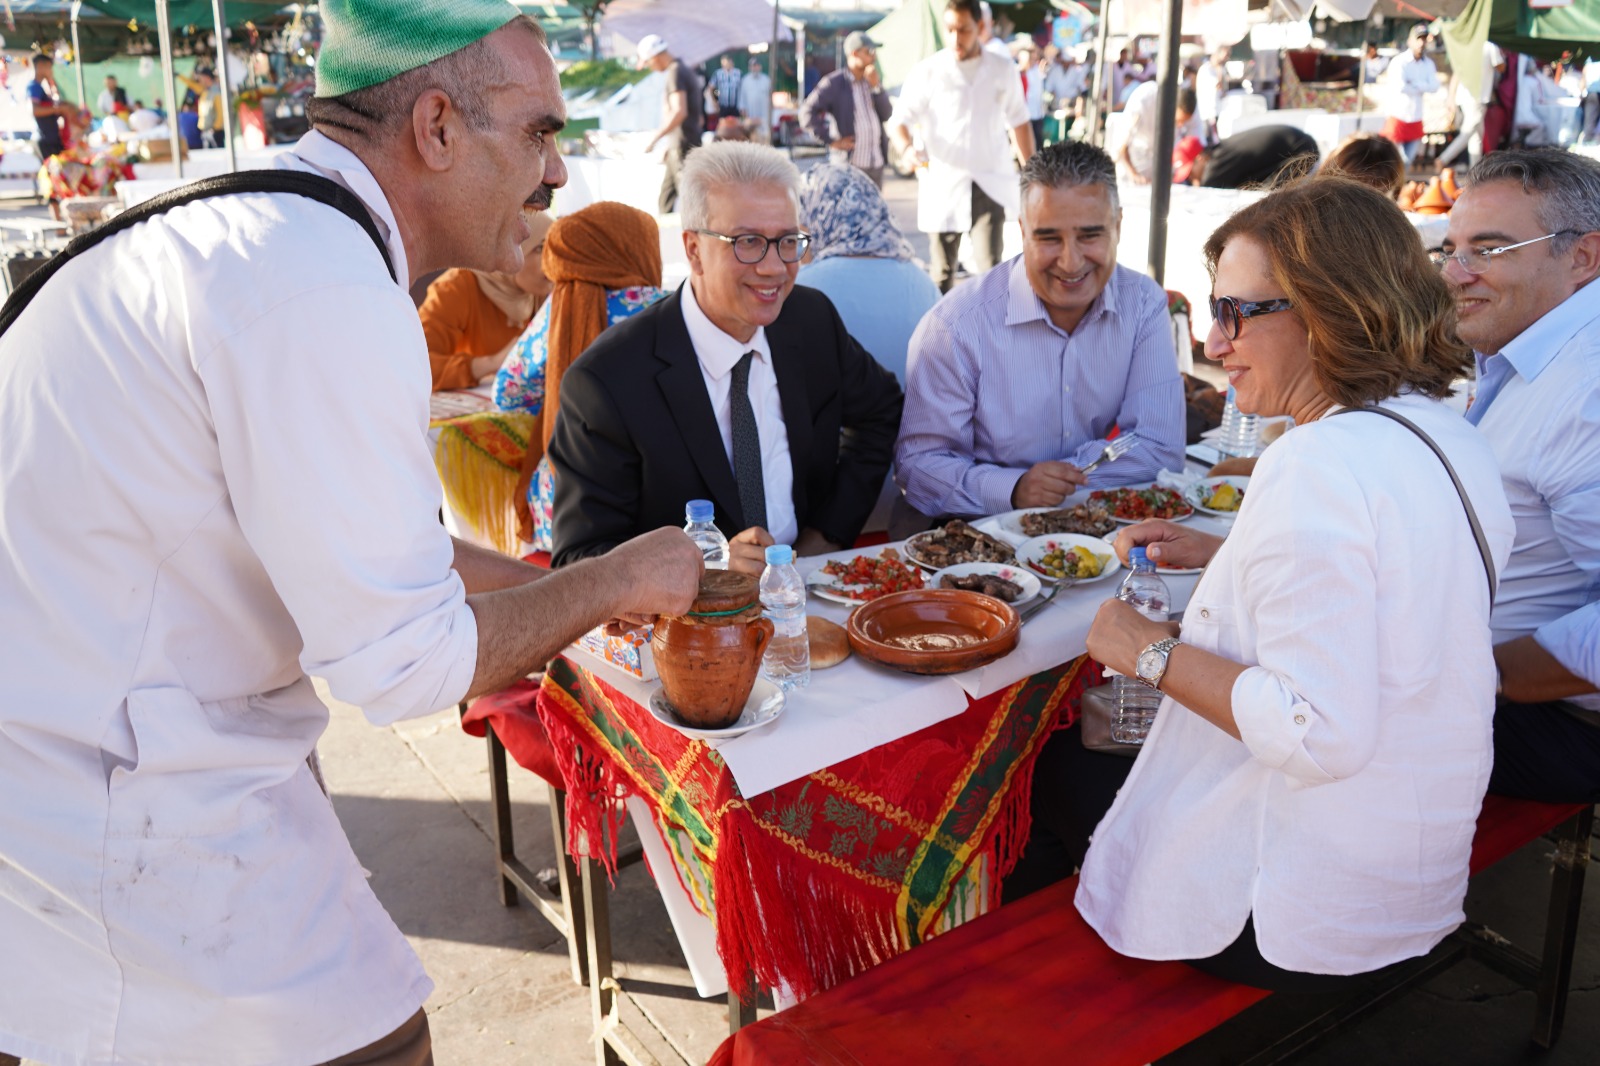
1209,295,1293,340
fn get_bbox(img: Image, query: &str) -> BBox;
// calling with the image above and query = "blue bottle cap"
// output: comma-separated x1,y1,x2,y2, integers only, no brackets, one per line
764,544,793,566
1129,546,1149,568
685,499,714,523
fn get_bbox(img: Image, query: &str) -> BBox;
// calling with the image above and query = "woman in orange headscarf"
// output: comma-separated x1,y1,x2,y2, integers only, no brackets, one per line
495,202,665,550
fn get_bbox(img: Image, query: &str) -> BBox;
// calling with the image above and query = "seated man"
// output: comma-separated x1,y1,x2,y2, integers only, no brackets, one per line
1441,150,1600,802
895,141,1185,522
1184,124,1320,189
549,142,904,573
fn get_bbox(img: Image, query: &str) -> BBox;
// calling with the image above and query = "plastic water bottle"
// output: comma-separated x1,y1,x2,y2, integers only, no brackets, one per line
684,499,729,570
759,544,811,691
1217,385,1261,458
1112,547,1171,744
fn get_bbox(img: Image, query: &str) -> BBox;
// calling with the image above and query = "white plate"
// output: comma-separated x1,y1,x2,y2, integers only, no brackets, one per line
927,562,1042,607
1093,533,1206,577
989,504,1118,543
902,528,1016,571
1184,476,1250,518
1087,484,1195,525
647,678,786,741
1016,534,1123,584
805,560,927,605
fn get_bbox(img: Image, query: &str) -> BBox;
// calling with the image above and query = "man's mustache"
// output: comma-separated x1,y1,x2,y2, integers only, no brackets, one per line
526,185,555,211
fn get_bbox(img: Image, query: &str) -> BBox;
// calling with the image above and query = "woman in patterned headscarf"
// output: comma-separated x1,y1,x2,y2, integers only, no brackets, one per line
796,164,940,383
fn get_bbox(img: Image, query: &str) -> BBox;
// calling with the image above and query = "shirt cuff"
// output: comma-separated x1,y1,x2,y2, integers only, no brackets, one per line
1231,667,1336,787
977,465,1028,517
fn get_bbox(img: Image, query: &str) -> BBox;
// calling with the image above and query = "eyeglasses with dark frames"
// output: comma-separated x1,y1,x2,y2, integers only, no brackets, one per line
1428,231,1577,275
1209,295,1294,340
694,230,812,264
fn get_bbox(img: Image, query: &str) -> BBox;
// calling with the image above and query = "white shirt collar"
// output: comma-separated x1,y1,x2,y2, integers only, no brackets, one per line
284,130,410,287
680,277,773,380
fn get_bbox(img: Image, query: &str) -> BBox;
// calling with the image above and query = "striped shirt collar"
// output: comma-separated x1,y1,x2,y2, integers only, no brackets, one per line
1003,255,1124,333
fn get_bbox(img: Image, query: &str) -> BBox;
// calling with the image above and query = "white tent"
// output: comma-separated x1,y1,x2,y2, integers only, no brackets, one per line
601,0,793,68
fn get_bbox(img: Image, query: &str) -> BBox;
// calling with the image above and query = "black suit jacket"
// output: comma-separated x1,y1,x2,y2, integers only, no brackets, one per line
549,285,904,567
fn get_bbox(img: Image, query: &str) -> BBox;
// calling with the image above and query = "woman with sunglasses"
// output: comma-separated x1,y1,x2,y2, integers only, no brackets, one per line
1011,177,1517,993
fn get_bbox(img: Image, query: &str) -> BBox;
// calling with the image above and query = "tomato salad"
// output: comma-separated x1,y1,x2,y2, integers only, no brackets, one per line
1088,486,1194,522
820,549,926,601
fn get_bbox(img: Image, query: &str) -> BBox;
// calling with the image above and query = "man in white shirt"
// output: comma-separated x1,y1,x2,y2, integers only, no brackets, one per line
979,1,1014,60
548,142,903,575
738,58,773,143
0,7,702,1066
887,0,1035,292
1194,45,1230,142
1112,81,1199,184
1382,25,1439,164
1437,40,1505,169
1441,150,1600,802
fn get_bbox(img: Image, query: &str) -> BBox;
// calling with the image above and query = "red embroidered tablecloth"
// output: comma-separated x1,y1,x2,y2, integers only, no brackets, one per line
533,653,1094,1002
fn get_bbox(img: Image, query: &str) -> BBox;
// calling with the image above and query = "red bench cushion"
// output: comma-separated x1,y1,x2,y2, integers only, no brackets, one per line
712,795,1588,1066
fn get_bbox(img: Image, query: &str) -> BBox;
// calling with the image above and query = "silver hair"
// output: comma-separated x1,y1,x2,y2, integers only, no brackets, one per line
307,15,544,139
1467,149,1600,255
1019,140,1120,211
679,142,803,232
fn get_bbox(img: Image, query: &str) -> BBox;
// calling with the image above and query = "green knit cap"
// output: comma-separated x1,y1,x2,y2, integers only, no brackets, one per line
315,0,524,98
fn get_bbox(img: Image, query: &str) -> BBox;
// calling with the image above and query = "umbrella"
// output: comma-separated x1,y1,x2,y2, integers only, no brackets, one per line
600,0,792,69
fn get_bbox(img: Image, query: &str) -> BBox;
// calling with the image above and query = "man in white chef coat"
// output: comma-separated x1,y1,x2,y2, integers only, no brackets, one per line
0,3,701,1065
887,0,1036,293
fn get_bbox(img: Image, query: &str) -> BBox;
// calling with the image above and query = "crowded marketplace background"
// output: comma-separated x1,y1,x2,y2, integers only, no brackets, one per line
1,0,1598,1065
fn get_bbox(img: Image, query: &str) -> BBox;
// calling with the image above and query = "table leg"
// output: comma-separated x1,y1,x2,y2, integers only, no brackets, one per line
728,988,756,1034
550,781,589,987
581,856,623,1066
486,723,519,908
1533,805,1593,1048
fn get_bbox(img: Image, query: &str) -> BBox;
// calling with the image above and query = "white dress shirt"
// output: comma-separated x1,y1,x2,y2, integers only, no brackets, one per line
887,47,1029,234
1115,80,1202,182
681,278,799,545
1387,52,1440,123
1467,283,1600,711
1078,393,1515,975
0,131,472,1065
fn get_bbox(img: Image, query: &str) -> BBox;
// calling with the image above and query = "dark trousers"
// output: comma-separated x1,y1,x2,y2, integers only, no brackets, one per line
1005,724,1397,995
658,139,695,215
1489,697,1600,803
929,180,1006,293
322,1009,433,1066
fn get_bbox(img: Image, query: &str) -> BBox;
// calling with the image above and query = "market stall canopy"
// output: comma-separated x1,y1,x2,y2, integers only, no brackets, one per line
867,0,1096,90
79,0,292,29
1,0,288,62
600,0,792,68
1444,0,1599,99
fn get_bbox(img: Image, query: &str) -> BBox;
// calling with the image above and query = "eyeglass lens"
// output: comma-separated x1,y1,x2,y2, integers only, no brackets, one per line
732,234,807,263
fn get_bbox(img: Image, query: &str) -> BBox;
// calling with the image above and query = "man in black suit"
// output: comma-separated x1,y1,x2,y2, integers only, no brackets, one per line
549,142,904,573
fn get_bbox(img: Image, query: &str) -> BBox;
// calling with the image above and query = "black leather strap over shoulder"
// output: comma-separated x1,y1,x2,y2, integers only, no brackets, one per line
0,170,396,340
1332,404,1498,602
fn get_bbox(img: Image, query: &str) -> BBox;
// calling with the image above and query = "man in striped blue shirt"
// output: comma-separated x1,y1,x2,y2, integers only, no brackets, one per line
895,141,1185,520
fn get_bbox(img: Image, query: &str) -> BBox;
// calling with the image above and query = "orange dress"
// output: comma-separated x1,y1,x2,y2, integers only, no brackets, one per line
418,269,529,392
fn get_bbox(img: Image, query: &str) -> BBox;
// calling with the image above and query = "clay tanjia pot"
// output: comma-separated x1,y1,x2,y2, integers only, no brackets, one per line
652,570,774,729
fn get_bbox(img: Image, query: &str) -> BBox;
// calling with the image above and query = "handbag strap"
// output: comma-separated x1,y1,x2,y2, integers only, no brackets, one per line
1332,404,1497,602
0,170,396,340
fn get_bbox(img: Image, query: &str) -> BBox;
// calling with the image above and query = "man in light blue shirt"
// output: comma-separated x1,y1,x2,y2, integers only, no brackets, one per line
1441,150,1600,802
895,140,1185,522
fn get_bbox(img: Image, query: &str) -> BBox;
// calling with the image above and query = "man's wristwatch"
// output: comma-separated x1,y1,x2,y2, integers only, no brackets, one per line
1135,637,1182,690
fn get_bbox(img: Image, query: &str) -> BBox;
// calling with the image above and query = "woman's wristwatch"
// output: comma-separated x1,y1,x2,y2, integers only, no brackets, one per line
1135,638,1182,690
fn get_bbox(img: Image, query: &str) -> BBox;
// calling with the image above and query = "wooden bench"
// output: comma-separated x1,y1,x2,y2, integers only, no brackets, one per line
710,795,1593,1065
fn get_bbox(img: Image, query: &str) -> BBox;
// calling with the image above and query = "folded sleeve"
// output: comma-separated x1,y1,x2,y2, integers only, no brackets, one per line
1228,449,1383,786
199,282,478,725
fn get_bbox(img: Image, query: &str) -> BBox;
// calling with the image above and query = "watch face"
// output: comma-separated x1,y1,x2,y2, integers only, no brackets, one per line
1137,648,1164,680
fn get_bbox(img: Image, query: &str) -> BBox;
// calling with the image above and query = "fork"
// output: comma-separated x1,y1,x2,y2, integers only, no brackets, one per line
1079,436,1141,476
1018,580,1067,623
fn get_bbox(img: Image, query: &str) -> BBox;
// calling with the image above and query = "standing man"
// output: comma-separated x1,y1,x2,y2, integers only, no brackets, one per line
639,33,704,214
177,65,228,148
1017,42,1049,150
25,54,75,160
896,141,1184,522
1436,40,1506,170
1438,151,1600,802
888,0,1035,293
1041,45,1088,143
550,142,903,572
1382,25,1439,165
979,1,1014,61
96,75,129,117
710,54,744,125
800,31,893,188
739,57,773,143
0,7,701,1065
1112,82,1199,184
1195,46,1230,142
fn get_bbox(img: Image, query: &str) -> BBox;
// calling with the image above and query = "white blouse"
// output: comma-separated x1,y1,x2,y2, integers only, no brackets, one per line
1077,393,1515,975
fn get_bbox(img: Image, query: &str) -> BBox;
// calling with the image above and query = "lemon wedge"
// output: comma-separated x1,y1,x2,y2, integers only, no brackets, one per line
1205,483,1241,511
1071,545,1104,578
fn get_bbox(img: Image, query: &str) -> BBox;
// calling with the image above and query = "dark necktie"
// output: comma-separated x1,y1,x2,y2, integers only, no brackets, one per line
730,351,768,531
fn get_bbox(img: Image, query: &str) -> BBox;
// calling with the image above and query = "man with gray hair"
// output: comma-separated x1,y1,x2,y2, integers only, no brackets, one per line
895,141,1185,525
0,5,701,1063
1437,149,1600,802
550,141,904,574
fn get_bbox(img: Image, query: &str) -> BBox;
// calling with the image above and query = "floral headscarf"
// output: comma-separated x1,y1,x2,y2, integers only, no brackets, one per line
798,164,915,264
